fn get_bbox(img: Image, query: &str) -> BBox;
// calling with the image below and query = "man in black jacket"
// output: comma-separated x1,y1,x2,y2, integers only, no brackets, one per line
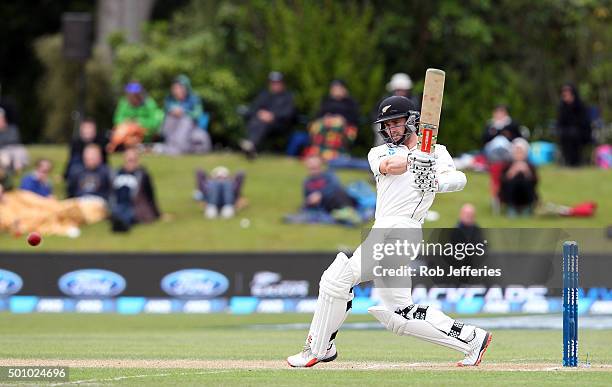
557,84,591,166
481,105,522,162
64,118,109,179
316,79,360,126
110,147,160,232
240,71,296,158
482,105,522,146
66,144,112,200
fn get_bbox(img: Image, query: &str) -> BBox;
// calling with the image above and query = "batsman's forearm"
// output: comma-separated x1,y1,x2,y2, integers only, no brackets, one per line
436,171,467,193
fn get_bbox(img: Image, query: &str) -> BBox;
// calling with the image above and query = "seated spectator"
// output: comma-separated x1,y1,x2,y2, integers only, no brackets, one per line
303,156,354,212
482,105,522,162
64,118,108,179
20,159,53,197
284,155,360,226
0,107,28,171
500,138,538,216
451,203,484,243
316,79,360,126
159,75,211,155
109,148,160,232
110,81,163,151
240,71,296,159
67,144,112,200
195,166,245,219
447,204,487,285
305,80,361,162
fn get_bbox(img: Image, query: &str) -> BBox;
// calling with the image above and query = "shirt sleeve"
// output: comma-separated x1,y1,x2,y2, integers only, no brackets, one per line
368,147,387,177
138,98,163,131
435,145,467,193
113,99,128,126
434,145,456,173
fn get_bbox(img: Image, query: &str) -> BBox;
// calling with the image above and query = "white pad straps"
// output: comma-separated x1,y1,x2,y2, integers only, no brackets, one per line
368,305,472,354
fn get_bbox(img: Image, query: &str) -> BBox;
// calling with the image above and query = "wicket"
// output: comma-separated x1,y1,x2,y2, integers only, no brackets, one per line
562,241,579,367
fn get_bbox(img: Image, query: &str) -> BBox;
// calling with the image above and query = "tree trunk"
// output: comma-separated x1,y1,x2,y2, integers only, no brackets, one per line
95,0,155,63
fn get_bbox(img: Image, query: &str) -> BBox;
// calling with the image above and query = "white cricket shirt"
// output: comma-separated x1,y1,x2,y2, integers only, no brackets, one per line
367,143,457,223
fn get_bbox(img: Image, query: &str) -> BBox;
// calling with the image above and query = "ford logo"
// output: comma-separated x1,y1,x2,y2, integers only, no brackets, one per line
161,269,229,298
58,269,126,298
0,269,23,296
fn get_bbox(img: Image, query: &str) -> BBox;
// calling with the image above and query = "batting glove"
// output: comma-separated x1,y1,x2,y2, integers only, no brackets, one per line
409,151,437,192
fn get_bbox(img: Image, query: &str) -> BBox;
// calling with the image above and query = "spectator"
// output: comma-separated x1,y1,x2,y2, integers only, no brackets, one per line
303,155,354,212
500,138,538,216
20,159,53,197
387,73,419,107
316,79,360,126
482,105,522,162
160,75,211,155
110,148,160,232
557,84,591,166
0,107,28,171
447,204,487,285
452,204,484,243
64,118,108,179
240,71,296,159
111,81,163,150
67,144,112,200
306,80,361,162
200,166,239,219
482,105,522,145
284,156,360,226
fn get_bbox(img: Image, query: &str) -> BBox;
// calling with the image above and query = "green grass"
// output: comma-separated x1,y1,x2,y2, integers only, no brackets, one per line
49,368,612,386
0,145,610,252
1,313,611,386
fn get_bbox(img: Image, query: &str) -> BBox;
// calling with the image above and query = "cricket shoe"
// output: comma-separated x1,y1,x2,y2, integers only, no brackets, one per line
457,328,492,367
287,342,337,368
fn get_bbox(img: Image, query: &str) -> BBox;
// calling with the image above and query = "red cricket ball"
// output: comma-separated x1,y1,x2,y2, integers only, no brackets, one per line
27,232,42,247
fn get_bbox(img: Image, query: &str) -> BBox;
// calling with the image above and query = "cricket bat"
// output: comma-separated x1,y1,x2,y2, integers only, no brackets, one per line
418,68,445,154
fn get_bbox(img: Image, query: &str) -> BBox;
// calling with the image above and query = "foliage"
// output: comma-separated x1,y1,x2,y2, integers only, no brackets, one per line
258,1,384,118
34,35,115,142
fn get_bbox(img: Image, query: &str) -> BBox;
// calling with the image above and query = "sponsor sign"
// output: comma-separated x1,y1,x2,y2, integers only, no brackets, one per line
161,269,229,298
250,271,308,298
0,269,23,296
58,269,126,298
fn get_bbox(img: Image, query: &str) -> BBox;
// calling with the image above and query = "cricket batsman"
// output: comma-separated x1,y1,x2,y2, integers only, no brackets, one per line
287,95,492,367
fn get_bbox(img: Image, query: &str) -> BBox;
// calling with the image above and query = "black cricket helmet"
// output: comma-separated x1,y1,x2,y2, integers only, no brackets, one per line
374,96,419,146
